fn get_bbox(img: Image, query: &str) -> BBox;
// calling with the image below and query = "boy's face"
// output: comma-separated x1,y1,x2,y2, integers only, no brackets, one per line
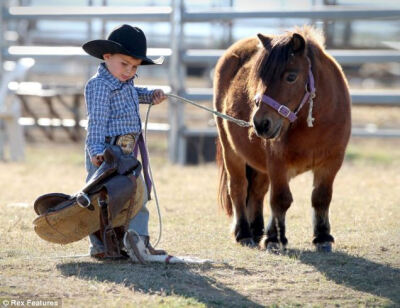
103,53,142,82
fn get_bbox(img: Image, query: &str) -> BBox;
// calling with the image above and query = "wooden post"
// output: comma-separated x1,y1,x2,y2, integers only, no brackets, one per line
169,0,186,164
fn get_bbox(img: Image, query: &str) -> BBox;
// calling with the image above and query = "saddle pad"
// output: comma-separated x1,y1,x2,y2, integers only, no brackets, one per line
33,177,145,245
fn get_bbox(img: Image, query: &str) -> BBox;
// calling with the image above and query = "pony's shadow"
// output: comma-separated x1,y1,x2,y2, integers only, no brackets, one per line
57,261,261,307
285,249,400,306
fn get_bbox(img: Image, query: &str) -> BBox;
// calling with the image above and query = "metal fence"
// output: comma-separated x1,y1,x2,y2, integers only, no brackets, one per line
1,0,400,163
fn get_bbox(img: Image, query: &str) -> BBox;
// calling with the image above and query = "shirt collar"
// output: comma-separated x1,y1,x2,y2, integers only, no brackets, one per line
97,63,134,90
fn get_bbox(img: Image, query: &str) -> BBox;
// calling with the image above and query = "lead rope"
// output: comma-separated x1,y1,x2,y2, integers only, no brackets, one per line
166,93,252,128
143,102,163,248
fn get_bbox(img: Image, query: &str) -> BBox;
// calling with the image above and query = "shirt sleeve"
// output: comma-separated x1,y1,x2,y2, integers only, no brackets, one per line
136,86,155,104
85,79,111,157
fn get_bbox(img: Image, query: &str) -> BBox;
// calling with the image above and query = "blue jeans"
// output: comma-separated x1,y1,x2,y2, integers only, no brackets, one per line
85,145,149,256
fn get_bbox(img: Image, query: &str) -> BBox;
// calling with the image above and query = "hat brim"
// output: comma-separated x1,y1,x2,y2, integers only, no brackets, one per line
82,39,164,65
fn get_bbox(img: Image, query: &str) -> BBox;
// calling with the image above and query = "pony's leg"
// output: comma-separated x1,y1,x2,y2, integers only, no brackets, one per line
245,165,269,244
312,162,341,252
224,150,254,246
261,173,293,251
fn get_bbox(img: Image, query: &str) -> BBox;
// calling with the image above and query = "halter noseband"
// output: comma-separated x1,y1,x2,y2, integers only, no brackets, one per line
254,57,316,127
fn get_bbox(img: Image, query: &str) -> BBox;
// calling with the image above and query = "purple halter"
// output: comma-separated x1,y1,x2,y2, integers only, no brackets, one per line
254,57,316,124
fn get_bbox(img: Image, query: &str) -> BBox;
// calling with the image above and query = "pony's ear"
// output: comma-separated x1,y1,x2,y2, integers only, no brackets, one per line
257,33,271,49
291,33,306,54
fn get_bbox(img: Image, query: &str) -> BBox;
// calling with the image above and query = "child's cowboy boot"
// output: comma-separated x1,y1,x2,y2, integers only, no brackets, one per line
123,231,146,264
123,231,168,263
142,235,167,255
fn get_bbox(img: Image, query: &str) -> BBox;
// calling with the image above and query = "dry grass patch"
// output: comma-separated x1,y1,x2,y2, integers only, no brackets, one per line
0,138,399,307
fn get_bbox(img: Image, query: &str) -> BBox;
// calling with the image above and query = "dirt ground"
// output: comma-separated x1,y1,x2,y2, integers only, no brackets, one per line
0,137,399,307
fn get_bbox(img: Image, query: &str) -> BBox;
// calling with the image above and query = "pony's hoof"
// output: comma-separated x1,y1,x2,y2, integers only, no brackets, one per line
259,237,286,253
266,242,287,254
315,242,332,252
253,235,263,245
238,237,256,247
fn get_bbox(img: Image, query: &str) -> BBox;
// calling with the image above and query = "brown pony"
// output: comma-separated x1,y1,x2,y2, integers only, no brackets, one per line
214,26,351,251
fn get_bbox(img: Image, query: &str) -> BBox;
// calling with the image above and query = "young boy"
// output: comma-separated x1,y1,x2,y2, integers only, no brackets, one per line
82,24,167,260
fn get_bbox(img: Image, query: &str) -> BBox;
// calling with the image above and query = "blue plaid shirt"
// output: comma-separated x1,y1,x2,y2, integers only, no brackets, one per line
85,63,154,157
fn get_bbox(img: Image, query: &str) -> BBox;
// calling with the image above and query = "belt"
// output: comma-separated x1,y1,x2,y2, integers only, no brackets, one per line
105,133,137,155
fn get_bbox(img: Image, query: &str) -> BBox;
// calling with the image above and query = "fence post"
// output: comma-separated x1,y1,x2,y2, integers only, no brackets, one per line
0,1,6,160
87,0,94,80
169,0,186,163
0,2,4,79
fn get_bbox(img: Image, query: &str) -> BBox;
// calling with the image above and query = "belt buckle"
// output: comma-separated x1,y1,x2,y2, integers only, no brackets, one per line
116,134,136,155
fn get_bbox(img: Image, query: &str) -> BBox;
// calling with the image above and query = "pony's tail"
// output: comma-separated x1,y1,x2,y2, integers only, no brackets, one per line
216,138,233,216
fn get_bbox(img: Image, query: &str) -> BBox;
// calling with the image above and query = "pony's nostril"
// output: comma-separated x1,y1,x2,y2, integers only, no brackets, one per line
261,119,270,133
254,118,271,135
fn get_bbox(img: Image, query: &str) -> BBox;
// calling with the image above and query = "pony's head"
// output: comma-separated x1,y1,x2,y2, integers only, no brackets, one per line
250,29,317,139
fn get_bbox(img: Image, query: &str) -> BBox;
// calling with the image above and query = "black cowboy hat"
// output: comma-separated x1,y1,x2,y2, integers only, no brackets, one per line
82,24,163,65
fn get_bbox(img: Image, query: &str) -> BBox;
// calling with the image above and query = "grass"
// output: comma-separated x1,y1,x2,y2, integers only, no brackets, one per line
0,137,399,307
345,138,400,165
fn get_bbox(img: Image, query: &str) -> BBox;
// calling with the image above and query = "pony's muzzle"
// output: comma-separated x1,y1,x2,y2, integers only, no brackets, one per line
253,117,281,139
253,116,283,139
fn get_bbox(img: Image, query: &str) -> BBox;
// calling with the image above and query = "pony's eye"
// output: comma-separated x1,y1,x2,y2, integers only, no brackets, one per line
285,72,298,83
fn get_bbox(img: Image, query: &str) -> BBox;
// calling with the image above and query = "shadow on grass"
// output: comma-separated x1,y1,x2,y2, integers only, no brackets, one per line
57,261,261,307
286,249,400,306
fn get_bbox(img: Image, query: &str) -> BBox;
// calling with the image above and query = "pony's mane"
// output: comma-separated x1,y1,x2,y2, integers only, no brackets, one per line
253,25,325,86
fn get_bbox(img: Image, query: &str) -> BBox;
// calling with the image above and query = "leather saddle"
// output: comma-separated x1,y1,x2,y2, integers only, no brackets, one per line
33,146,144,257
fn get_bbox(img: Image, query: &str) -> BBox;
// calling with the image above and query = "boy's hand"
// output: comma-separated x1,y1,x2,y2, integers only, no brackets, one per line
152,89,167,105
91,154,104,167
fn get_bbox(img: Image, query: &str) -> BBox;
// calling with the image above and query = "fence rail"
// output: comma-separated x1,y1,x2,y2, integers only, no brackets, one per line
182,88,400,107
3,6,172,21
183,7,400,21
183,49,400,65
5,46,400,65
181,127,400,138
2,46,172,60
6,6,400,22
